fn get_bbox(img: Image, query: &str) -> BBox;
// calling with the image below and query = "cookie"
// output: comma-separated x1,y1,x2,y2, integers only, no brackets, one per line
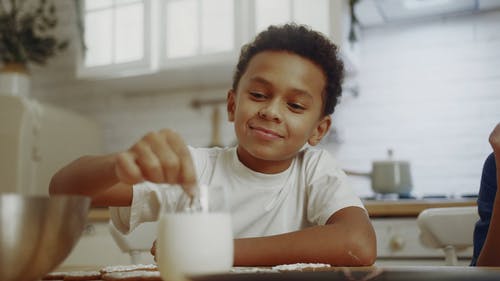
102,270,161,281
42,271,67,280
42,270,101,280
271,263,332,272
100,264,158,274
63,270,101,280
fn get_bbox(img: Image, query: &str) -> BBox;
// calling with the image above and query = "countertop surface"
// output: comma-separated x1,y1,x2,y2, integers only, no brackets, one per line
51,265,500,281
363,198,476,217
86,198,477,222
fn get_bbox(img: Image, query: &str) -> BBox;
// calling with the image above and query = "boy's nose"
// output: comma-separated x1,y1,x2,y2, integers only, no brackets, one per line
258,103,282,122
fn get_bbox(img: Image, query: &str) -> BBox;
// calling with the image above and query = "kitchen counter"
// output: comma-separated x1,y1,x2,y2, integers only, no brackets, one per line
364,198,476,217
195,266,500,281
51,265,500,281
86,199,477,222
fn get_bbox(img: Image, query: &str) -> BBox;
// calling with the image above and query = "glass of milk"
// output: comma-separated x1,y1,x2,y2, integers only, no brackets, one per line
157,184,233,281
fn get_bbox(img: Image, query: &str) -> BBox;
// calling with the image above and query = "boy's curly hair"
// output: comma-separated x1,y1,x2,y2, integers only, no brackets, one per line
232,23,344,116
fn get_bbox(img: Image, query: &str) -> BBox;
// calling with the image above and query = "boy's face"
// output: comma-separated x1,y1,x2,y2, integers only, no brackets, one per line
227,51,331,173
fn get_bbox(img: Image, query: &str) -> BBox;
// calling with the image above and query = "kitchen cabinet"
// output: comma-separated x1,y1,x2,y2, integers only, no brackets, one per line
64,219,473,267
61,219,156,267
366,199,476,266
74,199,476,267
61,222,131,267
372,218,473,266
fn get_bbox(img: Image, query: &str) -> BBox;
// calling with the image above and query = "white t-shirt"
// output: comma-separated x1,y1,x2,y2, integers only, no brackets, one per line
110,146,364,238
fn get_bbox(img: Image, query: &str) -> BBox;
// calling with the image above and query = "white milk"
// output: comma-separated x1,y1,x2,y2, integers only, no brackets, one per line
157,213,233,281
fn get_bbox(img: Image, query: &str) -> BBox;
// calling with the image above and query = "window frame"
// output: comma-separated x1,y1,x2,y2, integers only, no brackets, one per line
158,0,245,71
77,0,156,79
76,0,335,82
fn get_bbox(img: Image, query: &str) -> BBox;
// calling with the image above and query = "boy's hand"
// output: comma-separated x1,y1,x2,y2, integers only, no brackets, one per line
114,129,197,195
490,123,500,152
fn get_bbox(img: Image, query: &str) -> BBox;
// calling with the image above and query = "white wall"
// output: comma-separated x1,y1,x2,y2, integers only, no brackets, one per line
29,1,236,153
325,9,500,197
30,1,500,198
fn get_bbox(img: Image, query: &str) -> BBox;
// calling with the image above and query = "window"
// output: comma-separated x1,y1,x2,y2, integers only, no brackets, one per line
254,0,330,35
83,0,146,67
79,0,331,79
164,0,234,59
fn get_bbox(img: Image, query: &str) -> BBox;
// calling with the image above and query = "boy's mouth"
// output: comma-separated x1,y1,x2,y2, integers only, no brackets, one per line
249,125,284,139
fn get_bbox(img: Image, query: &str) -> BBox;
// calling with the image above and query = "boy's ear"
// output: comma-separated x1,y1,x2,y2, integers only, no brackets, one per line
308,115,331,146
227,90,236,122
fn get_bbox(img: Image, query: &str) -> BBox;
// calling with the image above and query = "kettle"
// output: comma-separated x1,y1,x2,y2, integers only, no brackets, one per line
345,149,413,196
371,149,412,195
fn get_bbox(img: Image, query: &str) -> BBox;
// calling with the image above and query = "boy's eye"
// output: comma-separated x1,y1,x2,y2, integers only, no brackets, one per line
249,92,267,99
288,103,306,111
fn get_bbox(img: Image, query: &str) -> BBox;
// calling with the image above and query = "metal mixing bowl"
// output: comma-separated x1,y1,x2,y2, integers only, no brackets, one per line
0,194,91,281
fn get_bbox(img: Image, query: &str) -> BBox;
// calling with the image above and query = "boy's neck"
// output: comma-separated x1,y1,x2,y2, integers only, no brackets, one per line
236,146,294,174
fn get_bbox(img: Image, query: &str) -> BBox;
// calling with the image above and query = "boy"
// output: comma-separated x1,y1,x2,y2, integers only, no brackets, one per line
50,23,376,266
472,123,500,266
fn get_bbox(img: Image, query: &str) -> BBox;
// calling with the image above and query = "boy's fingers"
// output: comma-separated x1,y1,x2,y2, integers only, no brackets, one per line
115,152,143,184
163,130,197,194
179,149,197,195
147,132,180,184
117,129,194,187
133,141,165,183
154,144,181,185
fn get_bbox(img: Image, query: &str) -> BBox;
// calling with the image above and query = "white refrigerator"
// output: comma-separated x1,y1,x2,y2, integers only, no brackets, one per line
0,95,102,195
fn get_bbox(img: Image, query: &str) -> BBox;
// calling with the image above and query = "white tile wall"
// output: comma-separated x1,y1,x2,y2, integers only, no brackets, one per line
324,9,500,197
29,2,500,197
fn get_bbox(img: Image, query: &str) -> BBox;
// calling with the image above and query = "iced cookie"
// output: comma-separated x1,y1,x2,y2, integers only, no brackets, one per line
100,264,158,274
102,270,161,281
42,270,101,281
63,270,101,280
42,271,67,280
272,263,332,272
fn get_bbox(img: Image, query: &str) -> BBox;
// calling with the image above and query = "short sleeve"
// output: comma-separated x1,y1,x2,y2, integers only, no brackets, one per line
307,172,365,225
304,148,365,225
109,182,163,234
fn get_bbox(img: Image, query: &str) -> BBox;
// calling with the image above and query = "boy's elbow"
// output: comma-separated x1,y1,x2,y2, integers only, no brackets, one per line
49,168,69,196
339,230,377,266
352,242,377,266
48,173,61,196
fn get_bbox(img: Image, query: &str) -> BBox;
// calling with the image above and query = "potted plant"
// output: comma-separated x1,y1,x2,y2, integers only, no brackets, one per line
0,0,68,96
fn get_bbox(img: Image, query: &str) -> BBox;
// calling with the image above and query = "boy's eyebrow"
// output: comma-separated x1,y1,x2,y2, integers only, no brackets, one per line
249,76,273,87
249,76,314,100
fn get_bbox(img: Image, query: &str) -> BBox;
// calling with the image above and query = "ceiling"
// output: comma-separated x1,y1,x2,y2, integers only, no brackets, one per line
354,0,500,27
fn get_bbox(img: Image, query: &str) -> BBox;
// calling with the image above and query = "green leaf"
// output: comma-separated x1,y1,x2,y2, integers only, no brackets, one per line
0,0,68,65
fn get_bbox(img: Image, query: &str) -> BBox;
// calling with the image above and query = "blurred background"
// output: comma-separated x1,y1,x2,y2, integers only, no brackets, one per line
2,0,500,198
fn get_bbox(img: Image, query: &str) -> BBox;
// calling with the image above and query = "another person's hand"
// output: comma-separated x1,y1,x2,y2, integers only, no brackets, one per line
115,129,197,195
490,122,500,152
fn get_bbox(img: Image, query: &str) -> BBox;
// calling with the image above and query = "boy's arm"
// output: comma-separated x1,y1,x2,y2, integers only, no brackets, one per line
477,123,500,266
49,153,133,206
49,129,197,207
233,206,376,266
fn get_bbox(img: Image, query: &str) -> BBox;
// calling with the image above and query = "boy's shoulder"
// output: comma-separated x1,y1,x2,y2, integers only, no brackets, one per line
298,147,342,172
298,146,335,162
